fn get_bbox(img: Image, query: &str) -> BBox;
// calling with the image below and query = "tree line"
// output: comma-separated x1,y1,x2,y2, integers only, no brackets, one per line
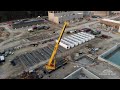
0,11,48,22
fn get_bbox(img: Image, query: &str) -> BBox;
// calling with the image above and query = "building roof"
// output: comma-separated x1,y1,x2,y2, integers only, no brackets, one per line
102,19,120,24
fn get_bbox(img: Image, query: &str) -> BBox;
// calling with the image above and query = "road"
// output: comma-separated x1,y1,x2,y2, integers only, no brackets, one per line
0,25,26,51
56,15,120,34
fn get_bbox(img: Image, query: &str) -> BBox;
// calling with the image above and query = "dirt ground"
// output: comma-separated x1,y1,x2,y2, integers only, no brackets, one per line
1,15,120,79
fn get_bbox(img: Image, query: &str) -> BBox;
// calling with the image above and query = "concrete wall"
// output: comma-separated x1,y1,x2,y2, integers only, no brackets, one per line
100,19,120,28
83,11,93,17
48,11,83,24
59,13,83,24
112,11,120,14
64,67,100,79
48,12,54,22
93,11,109,16
54,16,59,24
55,11,73,16
100,44,118,58
98,44,120,70
82,68,100,79
54,11,83,16
61,13,82,20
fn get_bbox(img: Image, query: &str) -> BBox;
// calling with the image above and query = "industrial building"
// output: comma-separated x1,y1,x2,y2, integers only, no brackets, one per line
100,18,120,32
92,11,110,16
48,11,83,24
83,11,111,17
100,18,120,28
48,11,111,24
112,11,120,15
83,11,93,17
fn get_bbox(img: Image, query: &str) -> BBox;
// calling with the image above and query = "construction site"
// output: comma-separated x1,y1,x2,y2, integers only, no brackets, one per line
1,11,120,79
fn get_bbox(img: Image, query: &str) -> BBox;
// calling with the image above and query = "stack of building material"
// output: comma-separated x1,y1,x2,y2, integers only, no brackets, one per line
12,45,66,69
56,32,95,49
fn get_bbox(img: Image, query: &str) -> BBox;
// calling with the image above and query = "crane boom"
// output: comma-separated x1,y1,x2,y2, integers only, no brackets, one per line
45,21,69,70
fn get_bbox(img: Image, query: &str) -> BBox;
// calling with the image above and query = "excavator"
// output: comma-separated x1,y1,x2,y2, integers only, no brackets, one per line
45,21,69,70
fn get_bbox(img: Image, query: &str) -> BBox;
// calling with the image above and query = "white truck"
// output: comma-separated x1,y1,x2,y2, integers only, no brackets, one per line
28,28,33,32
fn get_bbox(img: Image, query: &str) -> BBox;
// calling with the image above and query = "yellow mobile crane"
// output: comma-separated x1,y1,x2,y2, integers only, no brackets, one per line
45,21,69,70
